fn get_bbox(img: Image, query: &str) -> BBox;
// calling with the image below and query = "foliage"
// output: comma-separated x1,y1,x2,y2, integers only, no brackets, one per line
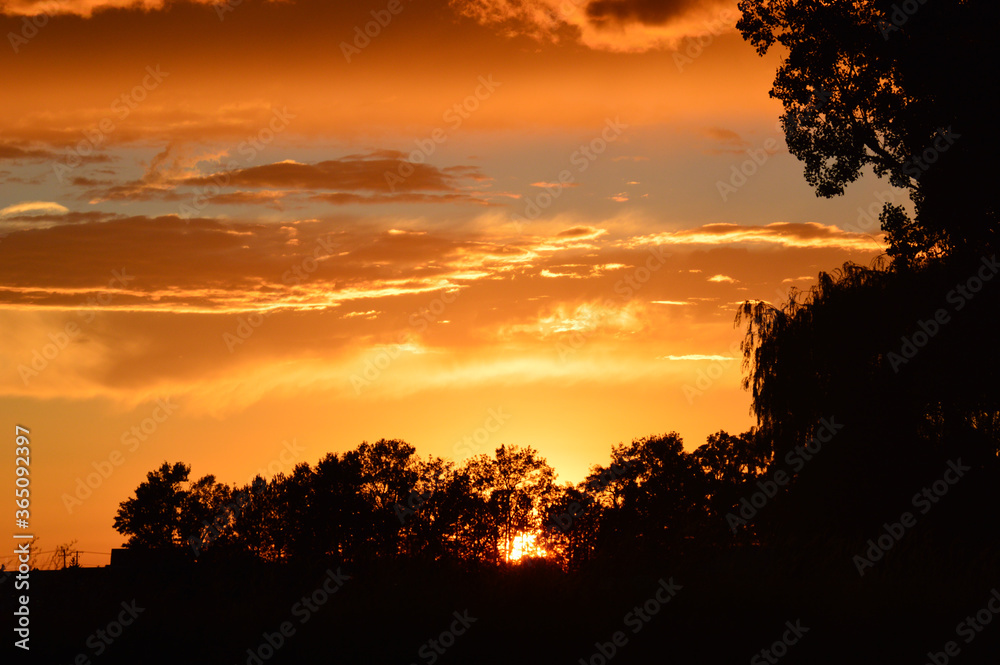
738,0,999,264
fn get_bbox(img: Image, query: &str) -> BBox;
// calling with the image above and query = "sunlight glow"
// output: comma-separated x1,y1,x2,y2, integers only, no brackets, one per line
504,531,547,562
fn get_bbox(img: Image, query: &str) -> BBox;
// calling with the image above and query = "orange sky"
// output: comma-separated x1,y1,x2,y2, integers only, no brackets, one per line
0,0,897,566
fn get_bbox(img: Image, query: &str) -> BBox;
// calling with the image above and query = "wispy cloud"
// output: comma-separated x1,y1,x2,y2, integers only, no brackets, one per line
0,201,69,218
625,222,883,252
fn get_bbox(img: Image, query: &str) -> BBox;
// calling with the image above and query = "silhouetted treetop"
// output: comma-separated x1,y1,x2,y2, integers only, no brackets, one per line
738,0,1000,264
113,431,782,569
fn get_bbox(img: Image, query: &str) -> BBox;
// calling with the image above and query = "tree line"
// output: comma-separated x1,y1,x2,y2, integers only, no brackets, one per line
113,430,773,568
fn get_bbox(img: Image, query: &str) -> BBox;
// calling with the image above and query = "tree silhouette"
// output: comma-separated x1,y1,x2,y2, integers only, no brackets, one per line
693,429,770,540
588,434,709,557
693,429,769,489
352,438,419,559
736,260,1000,539
309,452,367,561
179,474,231,554
398,456,473,562
267,463,317,560
465,444,557,562
738,0,999,264
113,462,195,549
542,483,604,569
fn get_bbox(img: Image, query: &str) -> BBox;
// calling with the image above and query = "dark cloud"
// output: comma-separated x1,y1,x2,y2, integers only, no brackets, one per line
0,210,118,225
79,150,492,207
183,154,484,194
204,191,288,207
701,126,751,155
556,225,602,239
585,0,700,26
311,192,493,206
0,142,56,160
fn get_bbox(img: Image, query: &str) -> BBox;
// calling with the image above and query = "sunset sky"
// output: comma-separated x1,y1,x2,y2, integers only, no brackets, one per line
1,0,896,564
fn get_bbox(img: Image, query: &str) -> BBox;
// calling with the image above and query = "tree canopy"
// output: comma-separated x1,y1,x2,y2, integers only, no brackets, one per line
113,432,773,568
738,0,999,264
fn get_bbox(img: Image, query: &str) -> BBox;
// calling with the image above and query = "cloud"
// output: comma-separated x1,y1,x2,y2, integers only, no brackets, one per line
531,181,579,189
310,192,494,206
498,299,647,339
659,353,735,361
707,274,735,283
702,126,750,155
2,0,732,51
183,154,482,193
0,201,69,218
555,225,607,240
81,151,491,207
0,142,57,160
0,0,216,17
0,215,610,313
449,0,738,52
586,0,700,26
0,205,883,409
625,222,885,252
203,190,288,208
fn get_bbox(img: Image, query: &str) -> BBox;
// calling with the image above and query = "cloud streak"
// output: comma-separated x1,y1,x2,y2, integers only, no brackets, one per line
625,222,884,252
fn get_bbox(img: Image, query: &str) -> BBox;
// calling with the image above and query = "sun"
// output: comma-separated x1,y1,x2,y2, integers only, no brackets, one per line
504,530,547,562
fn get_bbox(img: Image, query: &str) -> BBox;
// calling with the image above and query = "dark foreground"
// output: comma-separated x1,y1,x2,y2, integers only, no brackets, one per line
6,543,1000,665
